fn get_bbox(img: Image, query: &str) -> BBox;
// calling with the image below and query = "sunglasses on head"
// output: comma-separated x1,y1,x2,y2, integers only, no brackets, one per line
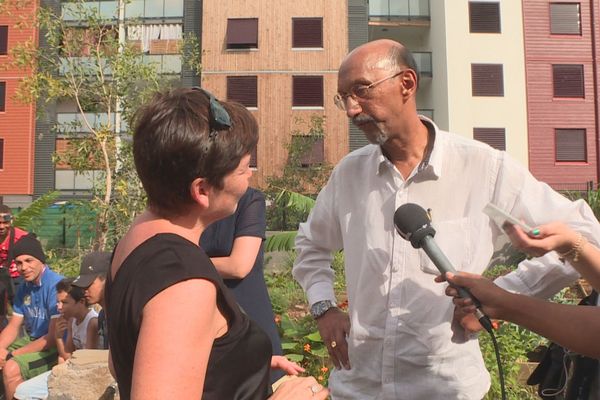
0,214,12,223
191,87,232,137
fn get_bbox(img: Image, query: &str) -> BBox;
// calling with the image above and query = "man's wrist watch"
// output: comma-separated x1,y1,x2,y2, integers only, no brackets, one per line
310,300,337,319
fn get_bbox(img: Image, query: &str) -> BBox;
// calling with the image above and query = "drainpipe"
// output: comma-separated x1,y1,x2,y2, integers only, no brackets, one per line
591,0,600,188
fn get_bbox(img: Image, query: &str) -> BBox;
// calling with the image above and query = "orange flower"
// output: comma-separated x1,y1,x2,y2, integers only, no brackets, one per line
320,366,329,373
274,315,281,325
303,343,311,352
318,375,324,381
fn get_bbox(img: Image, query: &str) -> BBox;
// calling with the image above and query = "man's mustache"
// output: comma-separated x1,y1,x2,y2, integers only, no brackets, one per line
352,115,376,125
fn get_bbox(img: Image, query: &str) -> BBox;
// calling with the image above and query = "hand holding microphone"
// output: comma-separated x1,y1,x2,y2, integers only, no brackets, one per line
393,203,494,333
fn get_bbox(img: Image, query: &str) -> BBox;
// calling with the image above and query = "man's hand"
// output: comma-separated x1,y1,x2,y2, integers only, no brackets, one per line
55,317,68,340
0,347,9,368
316,308,351,370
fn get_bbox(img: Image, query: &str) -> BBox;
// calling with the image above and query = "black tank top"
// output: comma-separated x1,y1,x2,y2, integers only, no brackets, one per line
105,233,272,399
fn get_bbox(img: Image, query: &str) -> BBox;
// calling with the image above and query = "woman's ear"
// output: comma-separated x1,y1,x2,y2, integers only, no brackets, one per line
190,177,210,209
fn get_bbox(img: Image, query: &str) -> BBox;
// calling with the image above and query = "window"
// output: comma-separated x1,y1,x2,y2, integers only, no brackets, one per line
471,64,504,96
550,3,581,35
226,18,258,49
292,18,323,48
227,76,258,108
0,138,3,169
292,76,323,107
555,129,586,161
0,82,5,112
469,2,501,33
473,128,505,150
292,135,324,167
0,26,7,55
553,64,584,98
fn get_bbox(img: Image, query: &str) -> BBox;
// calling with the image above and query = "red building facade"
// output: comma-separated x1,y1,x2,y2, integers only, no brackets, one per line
0,1,38,205
523,0,600,190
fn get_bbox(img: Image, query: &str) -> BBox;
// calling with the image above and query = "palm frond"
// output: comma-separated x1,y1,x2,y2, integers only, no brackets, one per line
14,191,60,230
265,231,297,252
276,189,315,215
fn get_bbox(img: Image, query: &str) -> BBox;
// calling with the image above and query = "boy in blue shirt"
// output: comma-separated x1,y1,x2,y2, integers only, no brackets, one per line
0,234,63,399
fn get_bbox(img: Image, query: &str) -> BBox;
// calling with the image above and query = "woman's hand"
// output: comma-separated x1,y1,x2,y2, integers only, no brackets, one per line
504,222,579,257
270,355,305,375
270,376,329,400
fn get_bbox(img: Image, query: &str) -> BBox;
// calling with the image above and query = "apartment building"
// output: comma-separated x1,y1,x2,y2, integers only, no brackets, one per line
200,0,350,188
366,0,600,190
0,1,39,207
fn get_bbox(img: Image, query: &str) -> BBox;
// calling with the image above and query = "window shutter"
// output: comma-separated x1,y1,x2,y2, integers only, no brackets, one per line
292,18,323,48
471,64,504,96
292,76,323,107
0,26,7,55
550,3,581,35
0,138,3,169
227,76,258,108
226,18,258,49
250,146,257,168
553,64,584,98
0,82,5,112
293,136,324,166
555,129,587,161
469,2,501,33
473,128,506,150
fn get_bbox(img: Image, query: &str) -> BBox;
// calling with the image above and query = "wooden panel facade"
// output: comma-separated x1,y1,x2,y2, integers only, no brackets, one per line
0,1,37,197
523,0,599,187
201,0,349,188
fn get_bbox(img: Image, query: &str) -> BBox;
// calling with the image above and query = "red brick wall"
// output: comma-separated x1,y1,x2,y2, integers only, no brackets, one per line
0,1,37,196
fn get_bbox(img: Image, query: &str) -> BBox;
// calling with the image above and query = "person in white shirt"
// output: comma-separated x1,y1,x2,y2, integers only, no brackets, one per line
14,279,99,400
292,38,600,399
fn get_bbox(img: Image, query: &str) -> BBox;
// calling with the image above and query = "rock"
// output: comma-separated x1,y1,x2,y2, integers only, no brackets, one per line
47,350,119,400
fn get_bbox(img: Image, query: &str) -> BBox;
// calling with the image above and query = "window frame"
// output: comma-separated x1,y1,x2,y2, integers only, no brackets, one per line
226,18,259,50
292,17,323,49
555,128,587,162
292,75,324,108
0,26,8,56
550,2,582,35
552,64,585,98
0,82,6,112
471,64,504,97
469,2,501,34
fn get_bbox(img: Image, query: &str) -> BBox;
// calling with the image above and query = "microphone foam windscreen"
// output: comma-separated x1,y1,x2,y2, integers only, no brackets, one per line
393,203,430,237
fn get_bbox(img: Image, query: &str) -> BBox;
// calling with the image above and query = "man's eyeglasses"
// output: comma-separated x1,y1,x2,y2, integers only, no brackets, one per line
333,70,406,111
191,87,232,138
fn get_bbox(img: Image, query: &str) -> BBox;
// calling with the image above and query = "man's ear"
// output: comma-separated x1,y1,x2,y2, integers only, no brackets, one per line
190,177,210,209
401,70,417,95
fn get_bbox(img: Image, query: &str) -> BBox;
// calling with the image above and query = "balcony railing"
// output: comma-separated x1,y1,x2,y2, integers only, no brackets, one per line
369,0,430,23
413,52,432,77
59,54,181,76
61,0,183,21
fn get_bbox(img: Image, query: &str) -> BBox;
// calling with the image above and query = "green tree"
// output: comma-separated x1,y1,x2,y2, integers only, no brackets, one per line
4,0,198,249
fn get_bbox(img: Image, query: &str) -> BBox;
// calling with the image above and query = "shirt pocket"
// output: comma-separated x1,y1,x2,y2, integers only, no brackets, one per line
418,215,489,276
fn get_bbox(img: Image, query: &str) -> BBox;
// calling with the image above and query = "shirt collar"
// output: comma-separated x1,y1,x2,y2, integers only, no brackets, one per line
375,115,443,179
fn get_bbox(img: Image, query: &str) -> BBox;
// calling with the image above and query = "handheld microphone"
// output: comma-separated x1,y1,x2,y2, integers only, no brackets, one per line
393,203,493,333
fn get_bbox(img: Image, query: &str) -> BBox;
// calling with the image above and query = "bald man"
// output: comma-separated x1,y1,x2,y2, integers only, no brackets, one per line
292,39,600,399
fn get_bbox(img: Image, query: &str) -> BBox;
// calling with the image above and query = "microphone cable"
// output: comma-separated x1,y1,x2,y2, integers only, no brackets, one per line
480,317,506,400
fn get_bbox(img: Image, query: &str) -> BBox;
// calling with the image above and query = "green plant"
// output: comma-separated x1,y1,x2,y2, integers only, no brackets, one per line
480,322,544,400
13,191,60,231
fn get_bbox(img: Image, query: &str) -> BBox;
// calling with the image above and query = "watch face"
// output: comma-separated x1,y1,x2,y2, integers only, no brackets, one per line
311,300,334,318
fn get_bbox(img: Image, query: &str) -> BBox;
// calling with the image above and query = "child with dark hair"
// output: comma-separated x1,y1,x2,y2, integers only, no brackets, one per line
14,279,99,400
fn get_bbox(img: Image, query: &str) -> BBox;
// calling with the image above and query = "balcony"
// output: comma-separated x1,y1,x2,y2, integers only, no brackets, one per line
56,112,120,135
413,52,432,77
59,54,181,76
61,0,183,22
369,0,430,27
142,54,182,74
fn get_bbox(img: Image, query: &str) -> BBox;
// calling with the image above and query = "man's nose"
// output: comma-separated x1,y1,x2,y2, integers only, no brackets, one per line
345,97,362,118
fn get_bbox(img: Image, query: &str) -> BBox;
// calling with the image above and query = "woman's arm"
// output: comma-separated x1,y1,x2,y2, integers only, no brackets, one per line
131,278,224,400
444,272,600,358
210,236,262,279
